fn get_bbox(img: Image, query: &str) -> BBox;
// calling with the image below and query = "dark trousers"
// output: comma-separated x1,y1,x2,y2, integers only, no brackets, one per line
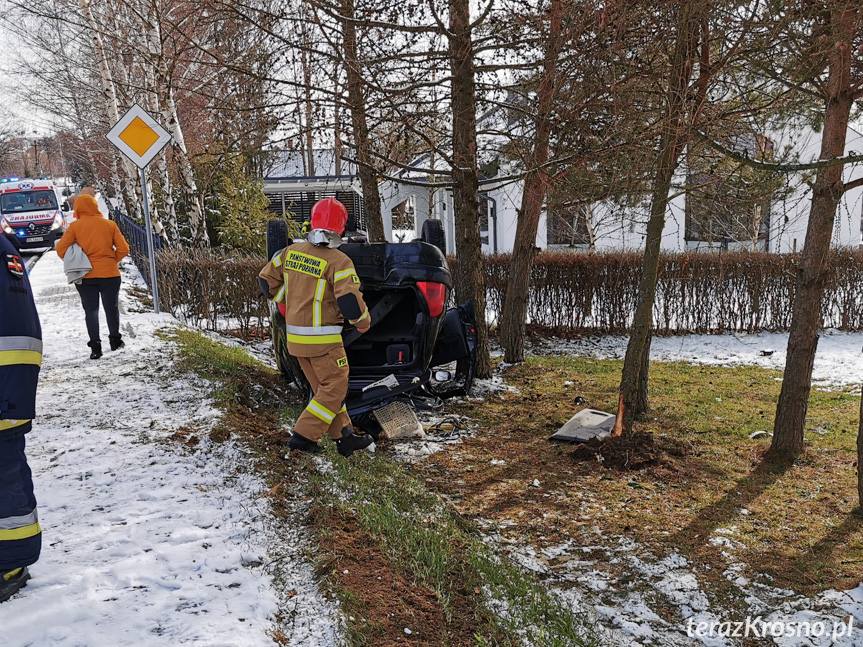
0,435,41,570
75,276,121,345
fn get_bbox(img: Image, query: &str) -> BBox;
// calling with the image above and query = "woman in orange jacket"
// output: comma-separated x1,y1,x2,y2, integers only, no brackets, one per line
56,194,131,359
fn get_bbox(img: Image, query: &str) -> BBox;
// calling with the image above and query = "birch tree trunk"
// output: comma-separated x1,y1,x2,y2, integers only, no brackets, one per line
144,1,208,247
79,0,140,219
586,205,597,253
448,0,491,378
499,0,563,364
140,7,177,244
339,0,385,241
770,7,860,457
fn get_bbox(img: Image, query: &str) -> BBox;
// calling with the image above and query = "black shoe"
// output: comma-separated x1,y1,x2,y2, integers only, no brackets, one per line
109,335,124,351
287,433,321,454
335,431,375,458
88,341,102,360
0,567,30,603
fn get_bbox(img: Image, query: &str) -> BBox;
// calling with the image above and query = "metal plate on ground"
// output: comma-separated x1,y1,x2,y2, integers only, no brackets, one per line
549,408,616,443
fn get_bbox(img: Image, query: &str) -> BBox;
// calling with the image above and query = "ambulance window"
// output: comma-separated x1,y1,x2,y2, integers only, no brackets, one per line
1,190,58,212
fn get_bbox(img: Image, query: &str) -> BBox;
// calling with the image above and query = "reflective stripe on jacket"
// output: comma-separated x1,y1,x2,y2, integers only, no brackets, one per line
0,234,41,438
259,240,368,358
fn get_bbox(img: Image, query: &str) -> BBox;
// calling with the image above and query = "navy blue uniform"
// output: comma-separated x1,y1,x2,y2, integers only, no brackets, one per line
0,234,42,570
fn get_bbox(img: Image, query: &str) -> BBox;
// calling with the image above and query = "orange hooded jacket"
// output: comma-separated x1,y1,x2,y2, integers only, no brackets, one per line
56,195,130,279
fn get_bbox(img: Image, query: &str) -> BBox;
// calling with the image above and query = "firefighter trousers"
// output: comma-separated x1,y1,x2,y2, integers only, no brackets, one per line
294,347,351,442
0,435,41,570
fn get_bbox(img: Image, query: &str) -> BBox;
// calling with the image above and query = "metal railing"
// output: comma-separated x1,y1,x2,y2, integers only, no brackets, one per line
113,207,163,291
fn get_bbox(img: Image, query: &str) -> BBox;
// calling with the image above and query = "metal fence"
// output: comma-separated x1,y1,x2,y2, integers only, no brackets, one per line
113,207,163,289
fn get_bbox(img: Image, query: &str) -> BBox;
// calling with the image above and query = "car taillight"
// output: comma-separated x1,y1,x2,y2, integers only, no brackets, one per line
417,281,446,317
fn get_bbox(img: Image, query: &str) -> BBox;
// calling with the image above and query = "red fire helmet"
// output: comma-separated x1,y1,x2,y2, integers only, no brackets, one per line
310,198,348,235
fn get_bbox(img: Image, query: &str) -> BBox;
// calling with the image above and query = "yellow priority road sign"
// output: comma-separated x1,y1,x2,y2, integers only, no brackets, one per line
106,104,171,169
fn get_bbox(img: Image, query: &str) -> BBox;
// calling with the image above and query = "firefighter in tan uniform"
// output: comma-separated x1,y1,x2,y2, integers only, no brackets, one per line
259,198,375,457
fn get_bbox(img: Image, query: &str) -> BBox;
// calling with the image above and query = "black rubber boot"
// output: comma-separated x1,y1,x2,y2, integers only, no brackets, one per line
88,341,102,360
335,428,375,458
0,567,30,603
109,334,124,351
287,433,321,455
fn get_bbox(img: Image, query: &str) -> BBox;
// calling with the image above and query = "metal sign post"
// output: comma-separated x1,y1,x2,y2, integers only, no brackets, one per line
105,103,172,313
139,167,161,313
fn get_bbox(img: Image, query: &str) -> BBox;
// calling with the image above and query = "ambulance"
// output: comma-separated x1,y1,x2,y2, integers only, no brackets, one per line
0,178,68,251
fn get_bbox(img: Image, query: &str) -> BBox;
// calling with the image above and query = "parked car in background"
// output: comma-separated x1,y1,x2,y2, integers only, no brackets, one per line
0,178,69,252
266,217,477,437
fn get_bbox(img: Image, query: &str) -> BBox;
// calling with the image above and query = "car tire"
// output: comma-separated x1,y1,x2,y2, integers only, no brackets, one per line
267,219,290,260
421,218,446,255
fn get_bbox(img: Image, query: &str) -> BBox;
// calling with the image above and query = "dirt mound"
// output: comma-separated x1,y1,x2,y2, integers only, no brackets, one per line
571,432,689,470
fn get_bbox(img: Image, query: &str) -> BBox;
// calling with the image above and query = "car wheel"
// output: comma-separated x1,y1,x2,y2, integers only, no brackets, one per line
267,219,290,260
421,218,446,255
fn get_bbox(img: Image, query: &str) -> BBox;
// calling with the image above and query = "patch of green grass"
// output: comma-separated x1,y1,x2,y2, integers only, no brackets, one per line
162,326,299,445
159,328,267,380
310,446,600,647
514,355,860,448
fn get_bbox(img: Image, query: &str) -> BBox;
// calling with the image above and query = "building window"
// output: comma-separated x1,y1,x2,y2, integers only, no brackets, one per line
684,136,778,249
547,203,591,246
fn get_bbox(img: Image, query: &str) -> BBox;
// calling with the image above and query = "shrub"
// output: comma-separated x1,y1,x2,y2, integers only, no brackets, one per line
477,249,863,335
153,248,863,338
156,249,269,335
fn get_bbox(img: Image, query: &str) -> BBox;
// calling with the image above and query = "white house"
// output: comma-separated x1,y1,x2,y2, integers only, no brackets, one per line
377,157,546,256
761,125,863,253
380,125,863,255
263,125,863,255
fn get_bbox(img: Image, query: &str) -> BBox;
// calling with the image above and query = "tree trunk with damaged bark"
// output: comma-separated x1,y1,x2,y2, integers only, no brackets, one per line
499,0,563,364
858,391,863,509
613,1,703,436
770,8,859,458
448,0,491,378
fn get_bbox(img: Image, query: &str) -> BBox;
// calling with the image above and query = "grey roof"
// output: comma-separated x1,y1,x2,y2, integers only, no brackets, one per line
263,150,358,179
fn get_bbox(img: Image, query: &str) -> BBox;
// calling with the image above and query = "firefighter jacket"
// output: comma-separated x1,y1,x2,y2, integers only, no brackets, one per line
259,241,369,358
0,233,41,439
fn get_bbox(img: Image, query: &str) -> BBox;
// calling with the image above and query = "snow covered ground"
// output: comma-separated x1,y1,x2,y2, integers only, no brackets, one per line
2,252,338,647
525,330,863,390
493,532,863,647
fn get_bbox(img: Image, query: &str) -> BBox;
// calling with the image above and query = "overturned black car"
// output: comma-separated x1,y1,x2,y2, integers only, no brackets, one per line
266,218,477,437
